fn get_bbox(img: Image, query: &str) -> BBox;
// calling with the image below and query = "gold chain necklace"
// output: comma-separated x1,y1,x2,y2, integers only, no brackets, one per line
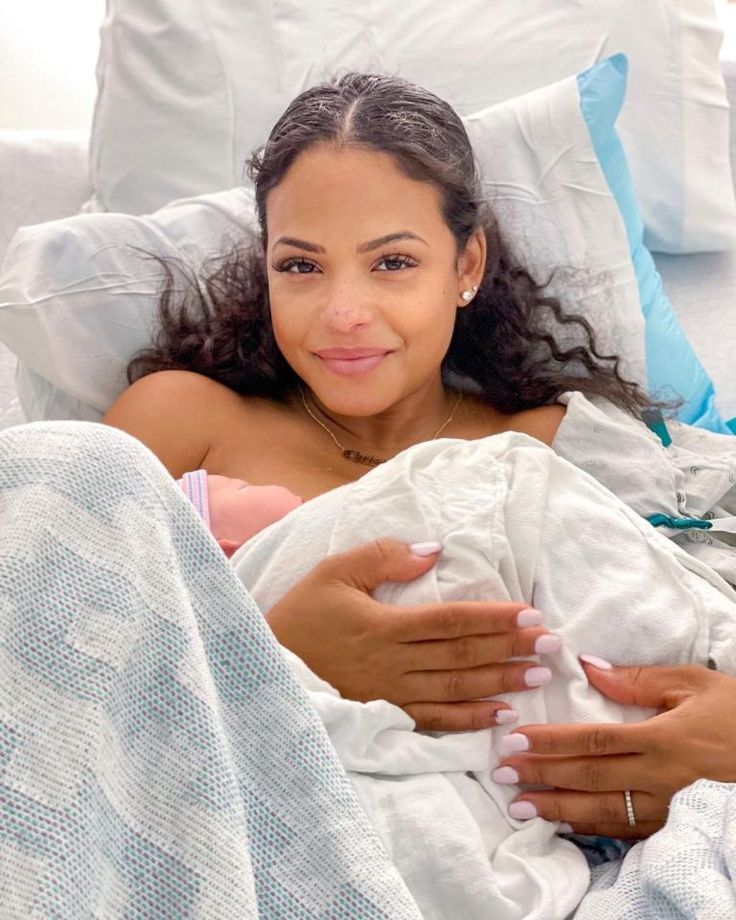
298,385,463,467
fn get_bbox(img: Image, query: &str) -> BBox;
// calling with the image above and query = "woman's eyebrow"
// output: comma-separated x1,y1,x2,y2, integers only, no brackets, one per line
273,231,428,254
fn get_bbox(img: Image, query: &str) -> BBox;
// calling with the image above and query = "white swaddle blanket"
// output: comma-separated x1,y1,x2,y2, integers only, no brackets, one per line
232,425,736,920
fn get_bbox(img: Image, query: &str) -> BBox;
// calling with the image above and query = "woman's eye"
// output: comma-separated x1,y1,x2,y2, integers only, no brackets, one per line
276,258,319,274
375,254,417,272
274,254,417,274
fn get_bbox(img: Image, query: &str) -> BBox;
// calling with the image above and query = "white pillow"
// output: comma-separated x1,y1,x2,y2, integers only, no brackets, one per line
87,0,736,254
0,67,646,423
1,189,257,416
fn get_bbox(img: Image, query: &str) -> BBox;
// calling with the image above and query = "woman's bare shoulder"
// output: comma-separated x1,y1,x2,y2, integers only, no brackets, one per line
105,368,240,405
509,404,567,447
102,369,249,477
465,397,567,447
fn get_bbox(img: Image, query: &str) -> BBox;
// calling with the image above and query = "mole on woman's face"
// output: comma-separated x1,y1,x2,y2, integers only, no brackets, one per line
264,144,466,412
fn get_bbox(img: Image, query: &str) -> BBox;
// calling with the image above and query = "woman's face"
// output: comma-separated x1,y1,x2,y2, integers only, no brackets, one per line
264,143,484,415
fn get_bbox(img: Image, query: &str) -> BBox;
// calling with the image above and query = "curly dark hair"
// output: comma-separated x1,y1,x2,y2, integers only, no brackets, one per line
127,70,676,419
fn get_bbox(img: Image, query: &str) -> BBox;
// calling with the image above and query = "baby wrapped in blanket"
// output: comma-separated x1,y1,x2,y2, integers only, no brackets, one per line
223,423,736,920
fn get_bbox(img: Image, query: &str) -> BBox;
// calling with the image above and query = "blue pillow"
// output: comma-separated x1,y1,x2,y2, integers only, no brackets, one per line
577,54,731,435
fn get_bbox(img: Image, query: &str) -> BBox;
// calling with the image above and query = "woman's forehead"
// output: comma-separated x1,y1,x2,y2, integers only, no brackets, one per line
266,145,445,237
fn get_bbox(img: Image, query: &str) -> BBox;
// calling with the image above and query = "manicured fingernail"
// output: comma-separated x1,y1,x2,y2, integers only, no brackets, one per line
509,801,538,820
492,766,519,784
409,541,443,557
500,733,530,755
558,822,574,834
517,607,543,627
580,654,613,670
534,634,561,654
495,709,519,725
524,666,552,687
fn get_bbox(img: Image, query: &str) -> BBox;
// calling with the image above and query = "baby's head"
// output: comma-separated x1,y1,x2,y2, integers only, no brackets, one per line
178,470,302,557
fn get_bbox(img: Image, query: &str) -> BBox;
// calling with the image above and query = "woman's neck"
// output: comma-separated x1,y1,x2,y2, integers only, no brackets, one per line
298,380,462,458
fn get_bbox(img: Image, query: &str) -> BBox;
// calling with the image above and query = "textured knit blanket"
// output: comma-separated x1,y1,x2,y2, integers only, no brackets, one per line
575,780,736,919
0,421,424,919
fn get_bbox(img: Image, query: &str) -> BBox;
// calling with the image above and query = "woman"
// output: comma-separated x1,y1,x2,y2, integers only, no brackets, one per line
101,71,736,846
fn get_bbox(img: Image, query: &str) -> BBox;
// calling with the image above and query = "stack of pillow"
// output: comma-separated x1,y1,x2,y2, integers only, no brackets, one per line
0,0,734,431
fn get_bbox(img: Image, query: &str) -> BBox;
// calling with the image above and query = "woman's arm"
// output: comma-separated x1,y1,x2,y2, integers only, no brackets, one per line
494,660,736,837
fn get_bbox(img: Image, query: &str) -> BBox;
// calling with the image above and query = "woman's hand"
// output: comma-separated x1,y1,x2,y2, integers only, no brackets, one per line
265,538,561,732
493,660,736,838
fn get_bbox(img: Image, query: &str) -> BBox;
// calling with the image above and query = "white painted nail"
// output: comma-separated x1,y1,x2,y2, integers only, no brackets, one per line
558,822,574,835
509,801,538,820
500,733,530,755
495,709,519,725
534,634,561,655
517,607,543,627
580,654,613,670
409,541,443,557
492,766,519,784
524,666,552,687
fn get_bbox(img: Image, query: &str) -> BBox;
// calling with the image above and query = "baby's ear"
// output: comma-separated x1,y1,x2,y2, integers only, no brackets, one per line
217,538,242,559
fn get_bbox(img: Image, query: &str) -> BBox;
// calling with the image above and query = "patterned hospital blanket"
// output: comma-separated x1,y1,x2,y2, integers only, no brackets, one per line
575,780,736,919
0,421,424,919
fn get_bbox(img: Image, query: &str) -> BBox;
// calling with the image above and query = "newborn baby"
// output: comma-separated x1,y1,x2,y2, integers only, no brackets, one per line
177,469,302,556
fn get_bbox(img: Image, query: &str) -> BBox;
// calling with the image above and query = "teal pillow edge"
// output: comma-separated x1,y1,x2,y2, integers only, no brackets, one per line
576,55,730,435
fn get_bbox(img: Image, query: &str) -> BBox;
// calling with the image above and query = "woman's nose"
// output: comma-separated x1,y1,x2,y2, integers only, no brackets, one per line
319,299,373,332
319,280,374,332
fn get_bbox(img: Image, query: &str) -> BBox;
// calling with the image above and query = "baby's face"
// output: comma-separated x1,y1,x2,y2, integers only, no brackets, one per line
207,475,303,554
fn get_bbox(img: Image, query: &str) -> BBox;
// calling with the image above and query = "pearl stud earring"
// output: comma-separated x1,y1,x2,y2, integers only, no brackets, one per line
460,284,479,302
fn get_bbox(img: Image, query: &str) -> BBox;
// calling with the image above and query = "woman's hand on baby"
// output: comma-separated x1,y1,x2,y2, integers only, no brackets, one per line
493,660,736,838
265,538,561,732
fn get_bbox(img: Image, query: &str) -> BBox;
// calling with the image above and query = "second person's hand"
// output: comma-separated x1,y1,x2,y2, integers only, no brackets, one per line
265,538,561,732
492,660,736,838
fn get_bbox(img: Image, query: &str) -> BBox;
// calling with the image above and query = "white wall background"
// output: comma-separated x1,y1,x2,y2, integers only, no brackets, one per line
0,0,105,129
1,0,736,131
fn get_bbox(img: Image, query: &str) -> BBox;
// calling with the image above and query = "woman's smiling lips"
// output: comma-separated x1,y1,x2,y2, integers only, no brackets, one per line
314,347,393,377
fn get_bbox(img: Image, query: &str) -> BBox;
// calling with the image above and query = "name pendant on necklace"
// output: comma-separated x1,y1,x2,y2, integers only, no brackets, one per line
341,448,385,468
299,385,462,467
